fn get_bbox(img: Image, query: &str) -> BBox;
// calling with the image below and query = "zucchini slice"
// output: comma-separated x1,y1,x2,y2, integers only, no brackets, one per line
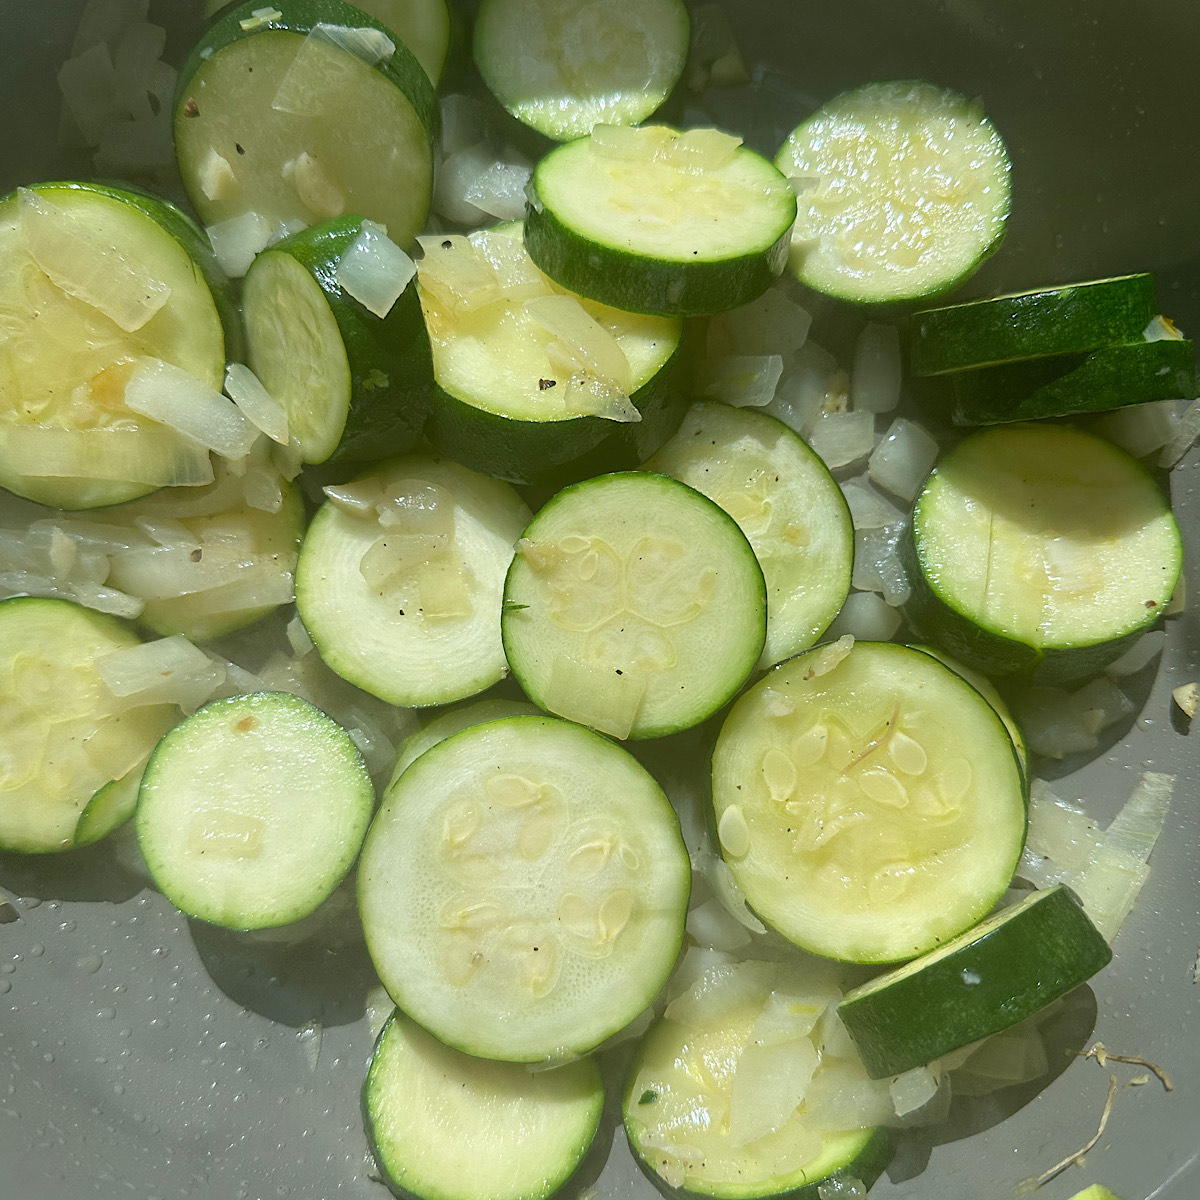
417,223,687,486
907,424,1182,680
473,0,690,141
73,759,148,848
710,641,1027,964
0,182,231,510
624,959,893,1199
366,1011,605,1200
776,81,1011,305
838,885,1112,1078
642,402,854,670
295,455,531,707
525,125,797,317
243,215,431,467
941,338,1197,426
0,597,177,854
358,715,690,1062
502,472,767,740
175,0,438,245
136,691,374,930
909,275,1160,376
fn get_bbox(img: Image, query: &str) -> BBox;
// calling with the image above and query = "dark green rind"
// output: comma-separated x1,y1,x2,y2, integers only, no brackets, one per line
262,215,433,467
838,886,1112,1079
364,1011,606,1200
945,339,1196,426
622,1029,893,1200
425,329,692,488
524,160,794,318
909,274,1160,377
176,0,440,229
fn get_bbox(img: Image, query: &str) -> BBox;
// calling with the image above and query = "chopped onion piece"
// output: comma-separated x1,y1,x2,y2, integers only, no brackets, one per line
1104,772,1174,864
950,1022,1049,1095
1103,629,1166,678
764,340,839,434
1017,679,1131,760
889,1066,939,1116
377,480,455,536
1097,399,1182,459
286,614,315,658
66,580,145,619
1071,845,1150,942
728,1035,818,1146
1022,783,1101,875
1143,314,1185,342
134,516,199,548
224,364,290,444
659,127,744,173
240,6,283,30
851,323,902,414
1,425,213,487
125,358,259,460
206,210,272,278
29,518,144,554
868,417,939,501
663,945,737,1005
1173,682,1198,719
526,294,631,392
323,477,386,516
432,142,494,226
851,524,910,606
664,960,776,1027
590,124,652,160
197,146,238,202
801,1062,893,1132
825,592,901,642
270,24,395,116
107,545,267,600
806,411,874,469
18,188,170,332
335,221,416,318
463,157,533,222
686,3,750,91
282,151,344,220
561,374,641,423
686,899,752,952
96,634,224,712
698,355,784,408
242,463,284,513
177,569,295,614
1159,396,1200,468
57,41,123,147
267,217,308,247
707,286,811,358
416,233,502,312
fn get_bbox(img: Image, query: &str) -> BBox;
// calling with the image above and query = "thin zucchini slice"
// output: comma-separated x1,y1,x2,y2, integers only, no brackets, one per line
473,0,690,141
73,758,148,848
838,885,1112,1078
909,275,1160,376
358,715,691,1062
710,641,1027,964
0,182,231,510
387,697,540,788
907,424,1182,680
175,0,438,245
624,959,893,1199
941,338,1197,426
137,691,374,930
244,216,431,467
295,456,531,707
502,472,767,740
417,223,687,486
0,597,177,854
642,402,854,669
776,81,1011,305
366,1011,605,1200
525,125,797,317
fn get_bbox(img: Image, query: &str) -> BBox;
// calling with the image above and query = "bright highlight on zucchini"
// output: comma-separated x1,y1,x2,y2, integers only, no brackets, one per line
711,641,1027,963
473,0,690,141
777,80,1011,304
525,124,797,316
838,885,1112,1078
358,716,690,1062
366,1010,605,1200
503,472,767,740
908,424,1182,680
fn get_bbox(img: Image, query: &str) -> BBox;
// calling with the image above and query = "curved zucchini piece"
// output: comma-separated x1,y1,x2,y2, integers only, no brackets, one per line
73,758,148,847
244,215,431,467
0,597,177,854
295,456,531,707
525,125,796,317
358,715,691,1063
776,81,1011,305
502,472,767,740
906,424,1182,681
417,223,688,486
642,402,854,670
137,691,374,930
624,959,893,1199
0,182,231,510
909,275,1160,376
175,0,438,245
366,1011,605,1200
940,338,1197,426
473,0,689,141
710,641,1027,964
838,885,1112,1078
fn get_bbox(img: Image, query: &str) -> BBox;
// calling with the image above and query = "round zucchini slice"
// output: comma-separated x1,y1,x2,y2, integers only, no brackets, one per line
907,423,1183,680
838,885,1112,1078
358,715,691,1063
0,597,177,854
710,641,1027,964
175,0,438,245
776,81,1011,305
525,125,797,317
366,1011,604,1200
502,472,767,740
0,182,231,510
